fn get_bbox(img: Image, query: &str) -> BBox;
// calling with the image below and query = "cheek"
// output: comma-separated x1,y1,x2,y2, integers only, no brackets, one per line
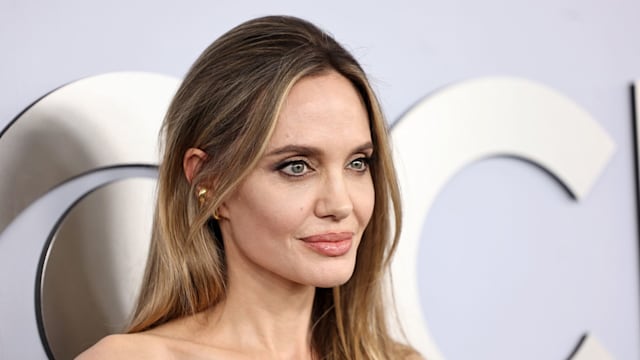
354,177,376,224
234,184,313,236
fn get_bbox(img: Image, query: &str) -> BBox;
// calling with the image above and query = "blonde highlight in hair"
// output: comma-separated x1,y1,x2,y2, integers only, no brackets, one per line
128,15,417,359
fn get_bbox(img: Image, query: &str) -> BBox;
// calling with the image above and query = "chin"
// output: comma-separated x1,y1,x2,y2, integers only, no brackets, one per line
309,264,356,288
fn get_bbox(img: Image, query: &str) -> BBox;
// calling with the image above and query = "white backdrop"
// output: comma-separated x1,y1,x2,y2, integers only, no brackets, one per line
1,1,639,359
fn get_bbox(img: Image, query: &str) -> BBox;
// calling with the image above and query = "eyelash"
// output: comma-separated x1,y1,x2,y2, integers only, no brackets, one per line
276,156,371,178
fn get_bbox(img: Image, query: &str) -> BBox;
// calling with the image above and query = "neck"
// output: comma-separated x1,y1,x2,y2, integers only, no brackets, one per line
202,250,317,359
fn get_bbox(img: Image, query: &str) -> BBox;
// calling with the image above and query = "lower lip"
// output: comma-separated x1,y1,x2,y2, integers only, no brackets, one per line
303,239,352,257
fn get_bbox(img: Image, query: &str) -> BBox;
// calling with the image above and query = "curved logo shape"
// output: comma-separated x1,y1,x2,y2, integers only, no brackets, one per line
390,77,615,359
0,165,157,359
0,72,179,359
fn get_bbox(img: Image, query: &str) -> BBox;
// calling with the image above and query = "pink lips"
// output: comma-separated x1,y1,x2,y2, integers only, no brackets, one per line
300,232,353,257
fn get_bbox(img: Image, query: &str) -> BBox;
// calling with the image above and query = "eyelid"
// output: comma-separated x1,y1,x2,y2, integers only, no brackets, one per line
351,152,373,161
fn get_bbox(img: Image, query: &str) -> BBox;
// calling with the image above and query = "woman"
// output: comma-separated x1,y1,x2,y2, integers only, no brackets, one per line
79,15,419,359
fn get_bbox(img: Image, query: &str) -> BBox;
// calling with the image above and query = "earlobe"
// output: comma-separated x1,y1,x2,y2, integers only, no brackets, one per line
183,148,208,184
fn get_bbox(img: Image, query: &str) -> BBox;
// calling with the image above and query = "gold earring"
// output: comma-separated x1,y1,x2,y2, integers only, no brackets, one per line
197,188,208,206
197,188,220,220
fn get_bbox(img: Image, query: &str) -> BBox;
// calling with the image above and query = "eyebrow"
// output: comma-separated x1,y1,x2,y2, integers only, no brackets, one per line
266,142,374,157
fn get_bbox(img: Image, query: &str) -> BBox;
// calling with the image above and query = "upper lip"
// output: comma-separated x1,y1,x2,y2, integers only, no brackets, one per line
300,232,354,242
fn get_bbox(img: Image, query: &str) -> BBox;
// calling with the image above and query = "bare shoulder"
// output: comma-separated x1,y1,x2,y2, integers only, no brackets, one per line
75,333,167,360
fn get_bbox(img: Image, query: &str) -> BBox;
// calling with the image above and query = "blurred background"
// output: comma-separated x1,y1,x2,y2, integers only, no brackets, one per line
1,1,639,359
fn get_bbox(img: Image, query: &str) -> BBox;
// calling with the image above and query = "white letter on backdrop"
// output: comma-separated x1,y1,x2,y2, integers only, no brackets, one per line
390,77,615,359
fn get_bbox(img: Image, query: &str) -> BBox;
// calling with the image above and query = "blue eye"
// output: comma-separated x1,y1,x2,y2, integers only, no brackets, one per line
348,157,370,172
279,160,311,176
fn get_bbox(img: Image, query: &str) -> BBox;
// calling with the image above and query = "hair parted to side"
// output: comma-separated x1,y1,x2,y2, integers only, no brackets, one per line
128,15,417,359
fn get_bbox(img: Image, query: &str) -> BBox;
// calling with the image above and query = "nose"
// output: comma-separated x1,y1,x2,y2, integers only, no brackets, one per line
314,171,353,221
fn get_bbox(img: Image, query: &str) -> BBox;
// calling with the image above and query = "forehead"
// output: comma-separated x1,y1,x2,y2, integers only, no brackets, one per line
267,71,371,149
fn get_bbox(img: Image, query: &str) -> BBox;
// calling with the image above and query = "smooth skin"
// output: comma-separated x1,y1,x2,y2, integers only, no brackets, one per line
77,70,375,359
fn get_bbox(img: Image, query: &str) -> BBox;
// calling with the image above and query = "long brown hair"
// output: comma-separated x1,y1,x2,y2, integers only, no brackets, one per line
128,15,416,359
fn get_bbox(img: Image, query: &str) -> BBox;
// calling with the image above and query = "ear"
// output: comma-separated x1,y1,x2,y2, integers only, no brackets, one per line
183,148,208,184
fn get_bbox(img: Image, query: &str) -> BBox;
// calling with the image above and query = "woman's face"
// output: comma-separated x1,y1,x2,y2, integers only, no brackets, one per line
218,70,375,288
